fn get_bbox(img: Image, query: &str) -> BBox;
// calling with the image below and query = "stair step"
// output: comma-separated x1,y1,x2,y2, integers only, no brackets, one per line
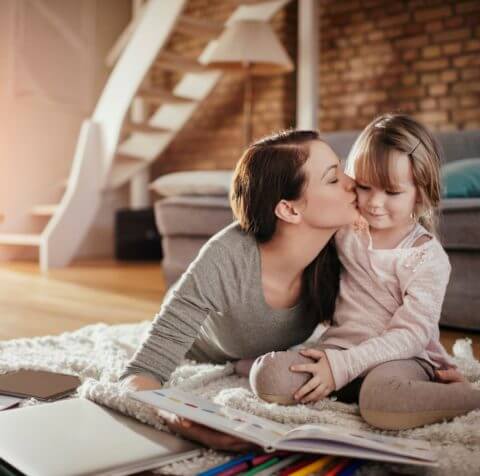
107,154,151,189
114,152,151,163
123,121,173,134
149,103,197,131
174,71,222,100
137,87,195,105
176,15,223,38
117,132,173,161
0,233,42,246
156,52,208,73
31,204,59,217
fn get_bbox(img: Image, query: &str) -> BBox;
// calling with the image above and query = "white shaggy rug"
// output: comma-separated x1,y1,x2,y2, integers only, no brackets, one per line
1,321,479,476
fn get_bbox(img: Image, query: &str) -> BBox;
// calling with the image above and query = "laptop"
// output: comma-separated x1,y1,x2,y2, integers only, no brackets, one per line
0,398,200,476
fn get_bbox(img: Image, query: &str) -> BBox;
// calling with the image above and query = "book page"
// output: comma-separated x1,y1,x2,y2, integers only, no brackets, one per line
281,424,436,461
275,438,438,467
0,395,22,411
130,389,288,448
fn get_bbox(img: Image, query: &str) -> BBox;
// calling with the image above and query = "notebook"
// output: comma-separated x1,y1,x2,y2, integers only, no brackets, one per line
0,370,81,401
0,398,200,476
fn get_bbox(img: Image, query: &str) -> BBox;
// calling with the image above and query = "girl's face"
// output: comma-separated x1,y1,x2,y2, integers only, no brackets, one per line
295,140,358,229
356,150,417,231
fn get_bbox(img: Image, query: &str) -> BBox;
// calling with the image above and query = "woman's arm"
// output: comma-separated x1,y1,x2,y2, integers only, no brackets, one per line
121,241,232,385
323,245,451,391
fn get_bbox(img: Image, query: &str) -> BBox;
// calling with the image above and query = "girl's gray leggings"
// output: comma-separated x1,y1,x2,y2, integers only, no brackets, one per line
247,344,480,430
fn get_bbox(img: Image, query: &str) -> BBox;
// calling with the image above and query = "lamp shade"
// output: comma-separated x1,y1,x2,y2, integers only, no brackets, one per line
201,20,294,76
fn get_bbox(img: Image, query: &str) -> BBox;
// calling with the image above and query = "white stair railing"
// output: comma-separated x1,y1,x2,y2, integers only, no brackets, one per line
40,120,101,271
0,0,187,270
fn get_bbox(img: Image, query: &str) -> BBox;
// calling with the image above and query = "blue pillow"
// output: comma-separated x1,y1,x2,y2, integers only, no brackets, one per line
441,158,480,198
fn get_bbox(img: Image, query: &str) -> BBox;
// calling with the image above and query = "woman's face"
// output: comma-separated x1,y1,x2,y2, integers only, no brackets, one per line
294,140,358,229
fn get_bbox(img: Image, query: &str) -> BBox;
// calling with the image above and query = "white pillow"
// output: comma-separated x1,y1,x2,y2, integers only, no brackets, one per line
149,170,233,197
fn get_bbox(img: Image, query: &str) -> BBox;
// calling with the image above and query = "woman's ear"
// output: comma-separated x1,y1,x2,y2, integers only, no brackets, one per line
274,200,302,224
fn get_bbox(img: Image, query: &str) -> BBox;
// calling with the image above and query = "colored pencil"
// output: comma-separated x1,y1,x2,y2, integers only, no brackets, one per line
323,459,351,476
217,453,279,476
289,456,334,476
279,455,318,476
239,457,280,476
253,455,303,476
337,459,365,475
198,452,257,476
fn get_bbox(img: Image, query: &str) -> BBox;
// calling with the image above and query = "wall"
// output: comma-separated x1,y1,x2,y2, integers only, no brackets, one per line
151,0,479,180
318,0,480,131
0,0,130,261
151,0,297,177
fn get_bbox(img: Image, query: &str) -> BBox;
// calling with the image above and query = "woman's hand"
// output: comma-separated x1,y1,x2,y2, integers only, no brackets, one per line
434,367,467,384
290,349,335,403
122,373,255,452
158,409,256,452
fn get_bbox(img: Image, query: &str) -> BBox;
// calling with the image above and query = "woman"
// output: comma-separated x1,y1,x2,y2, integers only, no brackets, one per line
121,129,358,450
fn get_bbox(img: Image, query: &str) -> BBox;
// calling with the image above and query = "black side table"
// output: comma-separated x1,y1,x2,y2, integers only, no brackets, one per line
114,207,162,261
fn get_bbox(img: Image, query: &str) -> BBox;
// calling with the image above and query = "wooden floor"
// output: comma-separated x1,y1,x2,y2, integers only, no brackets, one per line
1,259,479,360
0,260,164,340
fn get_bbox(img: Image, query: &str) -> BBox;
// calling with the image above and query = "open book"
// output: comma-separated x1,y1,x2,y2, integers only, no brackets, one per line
129,388,438,467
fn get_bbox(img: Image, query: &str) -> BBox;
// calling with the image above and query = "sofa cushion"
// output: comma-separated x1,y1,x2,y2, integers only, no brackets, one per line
161,236,210,285
440,198,480,250
441,251,480,330
154,195,232,237
149,171,233,197
441,158,480,198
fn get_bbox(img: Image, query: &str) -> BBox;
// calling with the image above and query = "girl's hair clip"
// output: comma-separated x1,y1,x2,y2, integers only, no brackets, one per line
408,140,421,157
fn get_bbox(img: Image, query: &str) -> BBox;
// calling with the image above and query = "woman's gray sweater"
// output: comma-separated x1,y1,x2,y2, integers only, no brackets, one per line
121,222,318,384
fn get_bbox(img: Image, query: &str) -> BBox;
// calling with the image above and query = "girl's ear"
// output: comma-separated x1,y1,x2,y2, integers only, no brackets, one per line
274,200,302,224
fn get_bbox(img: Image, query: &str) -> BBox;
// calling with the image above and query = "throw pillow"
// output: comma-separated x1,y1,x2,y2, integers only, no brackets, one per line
441,158,480,198
149,170,233,197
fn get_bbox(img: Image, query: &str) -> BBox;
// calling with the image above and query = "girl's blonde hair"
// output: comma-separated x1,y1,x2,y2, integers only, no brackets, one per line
345,113,442,234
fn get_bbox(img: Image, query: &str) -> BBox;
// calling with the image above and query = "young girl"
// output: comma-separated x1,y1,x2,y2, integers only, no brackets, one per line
244,114,480,430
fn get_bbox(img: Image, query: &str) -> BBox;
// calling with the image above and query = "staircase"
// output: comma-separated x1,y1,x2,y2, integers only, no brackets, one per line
0,0,290,271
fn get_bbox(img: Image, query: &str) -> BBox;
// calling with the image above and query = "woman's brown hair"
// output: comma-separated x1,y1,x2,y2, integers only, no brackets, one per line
230,129,340,325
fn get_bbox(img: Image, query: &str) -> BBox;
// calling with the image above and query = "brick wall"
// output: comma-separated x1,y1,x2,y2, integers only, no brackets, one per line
151,0,297,177
150,0,479,177
319,0,480,131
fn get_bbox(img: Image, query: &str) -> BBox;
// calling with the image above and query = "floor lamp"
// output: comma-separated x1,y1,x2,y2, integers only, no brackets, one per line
202,20,294,146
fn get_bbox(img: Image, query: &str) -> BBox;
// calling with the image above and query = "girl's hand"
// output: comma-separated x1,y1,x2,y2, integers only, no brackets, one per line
158,409,256,452
290,349,336,403
434,367,467,384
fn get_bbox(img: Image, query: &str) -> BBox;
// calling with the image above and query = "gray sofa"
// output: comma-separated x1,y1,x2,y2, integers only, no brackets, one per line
154,130,480,331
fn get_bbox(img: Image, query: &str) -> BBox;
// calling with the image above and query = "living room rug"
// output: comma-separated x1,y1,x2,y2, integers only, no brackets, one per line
0,321,479,475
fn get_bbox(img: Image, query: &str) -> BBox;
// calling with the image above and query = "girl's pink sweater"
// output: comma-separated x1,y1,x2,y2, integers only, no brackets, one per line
320,222,456,391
